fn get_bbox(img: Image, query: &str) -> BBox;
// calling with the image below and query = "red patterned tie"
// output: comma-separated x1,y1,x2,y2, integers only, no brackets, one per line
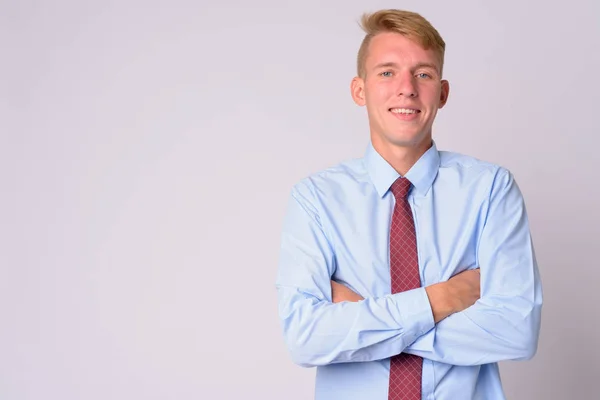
388,177,422,400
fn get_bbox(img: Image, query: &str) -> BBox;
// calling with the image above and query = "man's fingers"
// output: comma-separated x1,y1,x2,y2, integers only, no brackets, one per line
331,280,364,303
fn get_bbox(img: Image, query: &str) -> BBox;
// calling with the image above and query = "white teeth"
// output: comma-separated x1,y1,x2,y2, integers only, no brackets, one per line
390,108,418,114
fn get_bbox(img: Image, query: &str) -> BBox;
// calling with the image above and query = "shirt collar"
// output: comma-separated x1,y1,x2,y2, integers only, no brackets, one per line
364,140,440,198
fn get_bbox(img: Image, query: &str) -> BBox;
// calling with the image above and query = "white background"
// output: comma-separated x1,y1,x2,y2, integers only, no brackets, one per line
2,0,598,398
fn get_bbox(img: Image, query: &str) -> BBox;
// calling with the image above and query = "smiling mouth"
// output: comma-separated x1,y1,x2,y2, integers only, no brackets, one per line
389,108,421,115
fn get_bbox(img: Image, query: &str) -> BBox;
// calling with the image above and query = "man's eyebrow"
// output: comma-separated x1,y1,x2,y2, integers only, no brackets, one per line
414,62,440,73
373,62,400,69
372,61,440,74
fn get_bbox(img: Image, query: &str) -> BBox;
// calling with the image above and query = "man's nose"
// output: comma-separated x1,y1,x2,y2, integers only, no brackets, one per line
397,73,418,98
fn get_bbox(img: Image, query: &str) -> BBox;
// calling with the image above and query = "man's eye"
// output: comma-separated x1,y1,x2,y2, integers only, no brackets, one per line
381,71,393,77
416,73,431,79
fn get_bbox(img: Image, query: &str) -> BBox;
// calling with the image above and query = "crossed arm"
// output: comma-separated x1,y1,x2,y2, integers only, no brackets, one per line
277,171,542,367
330,270,480,324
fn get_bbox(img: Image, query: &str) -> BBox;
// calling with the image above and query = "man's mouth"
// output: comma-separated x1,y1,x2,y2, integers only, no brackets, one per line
389,108,421,115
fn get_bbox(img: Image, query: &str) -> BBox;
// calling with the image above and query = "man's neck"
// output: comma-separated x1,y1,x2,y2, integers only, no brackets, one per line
371,137,433,176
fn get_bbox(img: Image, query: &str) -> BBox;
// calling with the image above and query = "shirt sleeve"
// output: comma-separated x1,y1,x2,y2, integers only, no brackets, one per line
404,168,543,365
276,180,435,367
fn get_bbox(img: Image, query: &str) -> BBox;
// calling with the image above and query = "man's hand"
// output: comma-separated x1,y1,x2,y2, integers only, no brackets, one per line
446,268,481,312
331,268,481,323
331,280,364,303
426,268,481,323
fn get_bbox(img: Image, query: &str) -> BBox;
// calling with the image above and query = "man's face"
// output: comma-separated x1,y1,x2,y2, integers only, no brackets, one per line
352,32,449,152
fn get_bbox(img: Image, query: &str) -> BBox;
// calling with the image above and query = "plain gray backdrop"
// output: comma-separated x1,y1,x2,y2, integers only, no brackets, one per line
1,0,598,399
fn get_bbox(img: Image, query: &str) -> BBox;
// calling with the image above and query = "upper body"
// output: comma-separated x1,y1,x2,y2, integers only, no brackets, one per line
275,9,542,400
276,141,542,399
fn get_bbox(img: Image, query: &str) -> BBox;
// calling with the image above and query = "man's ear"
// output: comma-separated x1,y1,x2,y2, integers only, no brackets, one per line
439,79,450,109
351,76,366,106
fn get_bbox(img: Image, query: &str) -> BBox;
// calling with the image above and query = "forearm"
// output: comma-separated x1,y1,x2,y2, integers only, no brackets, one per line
278,285,434,367
405,255,542,365
424,281,459,323
404,291,542,365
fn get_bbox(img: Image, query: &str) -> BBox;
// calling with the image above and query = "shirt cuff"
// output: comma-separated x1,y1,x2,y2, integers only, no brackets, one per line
392,287,435,348
406,328,434,352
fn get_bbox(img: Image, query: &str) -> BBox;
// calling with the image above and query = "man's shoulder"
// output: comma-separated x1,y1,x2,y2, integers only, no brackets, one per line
439,149,513,176
437,150,514,191
439,150,501,171
290,157,366,198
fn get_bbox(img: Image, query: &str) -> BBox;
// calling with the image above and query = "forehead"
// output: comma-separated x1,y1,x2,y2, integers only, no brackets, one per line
365,32,440,70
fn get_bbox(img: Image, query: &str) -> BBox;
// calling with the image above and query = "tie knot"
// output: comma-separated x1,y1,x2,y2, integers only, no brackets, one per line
390,177,412,200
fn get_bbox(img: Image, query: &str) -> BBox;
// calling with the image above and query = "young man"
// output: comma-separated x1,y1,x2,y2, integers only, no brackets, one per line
276,9,542,400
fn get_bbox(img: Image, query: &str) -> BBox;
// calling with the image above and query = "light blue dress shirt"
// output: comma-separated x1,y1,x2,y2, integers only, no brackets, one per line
276,141,543,400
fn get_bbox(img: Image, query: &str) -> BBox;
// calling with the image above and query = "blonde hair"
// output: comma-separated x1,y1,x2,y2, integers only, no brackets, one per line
357,9,446,78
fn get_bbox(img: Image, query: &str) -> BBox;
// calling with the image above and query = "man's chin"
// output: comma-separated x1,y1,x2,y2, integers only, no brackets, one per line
386,133,431,148
370,129,432,148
